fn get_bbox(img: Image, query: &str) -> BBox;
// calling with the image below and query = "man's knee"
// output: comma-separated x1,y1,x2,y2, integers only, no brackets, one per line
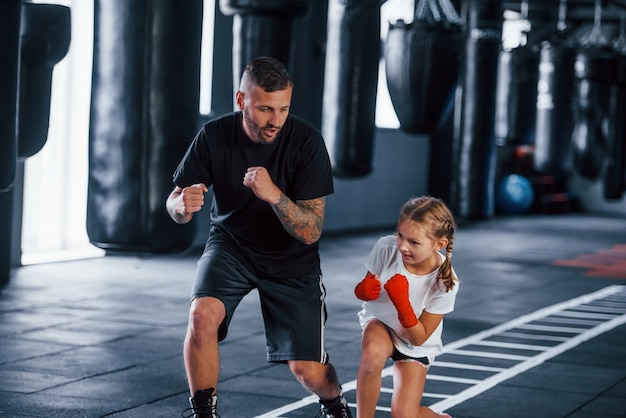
188,297,225,337
289,360,335,386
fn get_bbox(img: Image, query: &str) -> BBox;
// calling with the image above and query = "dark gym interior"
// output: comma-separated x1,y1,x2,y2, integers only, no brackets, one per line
1,0,625,417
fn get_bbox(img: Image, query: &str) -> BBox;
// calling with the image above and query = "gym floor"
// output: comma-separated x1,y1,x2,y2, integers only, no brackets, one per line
1,212,625,417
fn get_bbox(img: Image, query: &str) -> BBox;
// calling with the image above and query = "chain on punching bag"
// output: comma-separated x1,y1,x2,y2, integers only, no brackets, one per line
87,0,202,252
322,0,380,178
385,0,462,135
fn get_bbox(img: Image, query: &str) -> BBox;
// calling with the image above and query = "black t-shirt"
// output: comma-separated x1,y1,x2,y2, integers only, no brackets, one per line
173,111,334,277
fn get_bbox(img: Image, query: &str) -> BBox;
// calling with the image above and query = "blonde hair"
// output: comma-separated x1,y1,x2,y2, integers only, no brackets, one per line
398,196,457,291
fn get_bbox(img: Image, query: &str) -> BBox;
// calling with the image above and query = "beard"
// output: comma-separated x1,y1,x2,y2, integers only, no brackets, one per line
243,111,280,144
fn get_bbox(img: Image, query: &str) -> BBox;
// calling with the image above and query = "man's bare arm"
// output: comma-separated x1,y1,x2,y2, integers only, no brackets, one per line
272,195,325,245
166,184,208,224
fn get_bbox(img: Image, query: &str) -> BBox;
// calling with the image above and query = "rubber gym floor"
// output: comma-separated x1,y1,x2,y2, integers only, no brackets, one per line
1,212,625,418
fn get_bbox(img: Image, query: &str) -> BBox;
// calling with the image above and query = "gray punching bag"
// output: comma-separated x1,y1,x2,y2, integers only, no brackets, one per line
87,0,202,252
323,0,380,178
220,0,308,92
385,0,462,135
0,0,20,192
17,3,71,159
453,0,502,219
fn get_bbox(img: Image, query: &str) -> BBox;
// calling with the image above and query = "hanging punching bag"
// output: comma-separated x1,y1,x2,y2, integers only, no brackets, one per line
494,42,539,146
604,42,626,199
385,0,461,135
322,0,380,178
604,16,626,200
220,0,308,93
453,0,502,219
533,35,576,175
0,0,20,192
17,3,71,159
0,0,20,286
572,47,618,180
87,0,202,253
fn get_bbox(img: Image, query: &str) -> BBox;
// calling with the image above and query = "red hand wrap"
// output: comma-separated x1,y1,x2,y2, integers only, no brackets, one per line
384,274,419,328
354,273,381,301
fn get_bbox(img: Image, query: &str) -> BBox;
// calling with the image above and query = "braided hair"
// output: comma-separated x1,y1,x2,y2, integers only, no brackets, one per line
398,196,458,291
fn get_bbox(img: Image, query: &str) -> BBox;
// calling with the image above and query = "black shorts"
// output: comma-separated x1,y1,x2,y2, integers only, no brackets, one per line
391,349,429,366
191,237,329,364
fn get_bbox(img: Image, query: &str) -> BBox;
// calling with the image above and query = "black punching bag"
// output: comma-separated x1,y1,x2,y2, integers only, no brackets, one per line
453,0,502,219
323,0,380,178
495,42,539,146
87,0,202,252
17,3,71,159
220,0,308,91
533,36,576,175
604,51,626,199
385,0,461,135
0,0,20,286
0,0,20,192
572,47,618,180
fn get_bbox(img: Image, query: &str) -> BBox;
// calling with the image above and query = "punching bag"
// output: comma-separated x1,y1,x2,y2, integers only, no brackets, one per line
533,36,576,175
17,3,71,159
453,0,502,219
322,0,380,178
385,0,461,135
571,47,618,180
0,0,20,285
220,0,308,93
87,0,202,252
0,0,20,192
604,41,626,199
495,42,539,146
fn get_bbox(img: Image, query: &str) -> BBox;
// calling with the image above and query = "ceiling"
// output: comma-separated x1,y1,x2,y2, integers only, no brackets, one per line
502,0,626,23
498,0,626,45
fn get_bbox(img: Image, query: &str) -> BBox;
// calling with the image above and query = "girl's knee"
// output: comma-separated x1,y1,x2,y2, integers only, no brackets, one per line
360,345,389,371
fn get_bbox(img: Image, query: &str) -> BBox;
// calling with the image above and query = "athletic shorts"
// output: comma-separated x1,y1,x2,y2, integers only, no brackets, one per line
191,237,329,364
391,349,429,367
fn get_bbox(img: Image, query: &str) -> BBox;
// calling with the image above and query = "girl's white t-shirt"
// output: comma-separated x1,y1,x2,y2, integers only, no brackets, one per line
358,235,459,363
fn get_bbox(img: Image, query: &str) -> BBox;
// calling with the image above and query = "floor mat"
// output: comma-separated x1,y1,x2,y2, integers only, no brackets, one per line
553,244,626,279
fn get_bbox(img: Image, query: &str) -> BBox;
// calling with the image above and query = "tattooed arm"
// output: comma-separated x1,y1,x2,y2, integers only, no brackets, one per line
243,166,326,245
272,195,325,245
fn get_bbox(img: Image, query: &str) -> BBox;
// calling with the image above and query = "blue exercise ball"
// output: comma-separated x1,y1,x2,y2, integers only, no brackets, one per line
496,174,535,214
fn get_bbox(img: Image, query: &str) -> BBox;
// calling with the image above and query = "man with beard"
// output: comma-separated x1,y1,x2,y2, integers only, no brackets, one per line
167,56,352,418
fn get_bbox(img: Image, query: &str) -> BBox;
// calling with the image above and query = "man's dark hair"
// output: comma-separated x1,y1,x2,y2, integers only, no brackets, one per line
243,56,292,92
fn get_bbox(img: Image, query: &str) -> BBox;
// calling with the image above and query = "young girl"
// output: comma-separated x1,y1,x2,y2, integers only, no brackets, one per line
354,196,459,418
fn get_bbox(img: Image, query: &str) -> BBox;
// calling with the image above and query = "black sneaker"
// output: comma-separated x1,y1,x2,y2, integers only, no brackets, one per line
317,392,353,418
181,388,220,418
